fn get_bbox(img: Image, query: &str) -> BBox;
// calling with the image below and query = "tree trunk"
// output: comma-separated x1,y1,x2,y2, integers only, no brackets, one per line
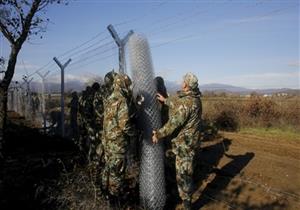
0,45,21,154
0,86,7,154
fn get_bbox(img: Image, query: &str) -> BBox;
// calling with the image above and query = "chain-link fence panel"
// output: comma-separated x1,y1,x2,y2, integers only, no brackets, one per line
128,33,166,210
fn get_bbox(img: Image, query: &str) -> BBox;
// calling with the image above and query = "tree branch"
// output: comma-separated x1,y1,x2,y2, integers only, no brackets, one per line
12,0,25,28
16,0,43,46
0,20,15,44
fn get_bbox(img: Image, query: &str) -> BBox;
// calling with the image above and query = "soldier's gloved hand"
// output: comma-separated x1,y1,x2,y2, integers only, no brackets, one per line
136,94,144,106
152,130,159,144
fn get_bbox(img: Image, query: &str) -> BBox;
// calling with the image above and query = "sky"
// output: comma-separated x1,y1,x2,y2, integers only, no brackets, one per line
0,0,299,89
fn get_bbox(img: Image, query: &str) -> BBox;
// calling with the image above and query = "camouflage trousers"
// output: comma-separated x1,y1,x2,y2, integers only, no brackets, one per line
175,154,194,202
101,137,128,196
101,153,126,196
87,125,96,162
0,129,3,158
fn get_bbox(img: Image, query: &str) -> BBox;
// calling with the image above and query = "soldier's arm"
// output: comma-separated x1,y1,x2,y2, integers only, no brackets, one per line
156,102,188,139
117,99,132,135
93,95,104,120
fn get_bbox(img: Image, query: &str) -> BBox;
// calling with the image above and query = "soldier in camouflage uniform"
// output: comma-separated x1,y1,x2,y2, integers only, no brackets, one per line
69,91,79,141
101,73,134,199
93,85,104,155
78,90,87,149
152,73,202,210
85,83,101,162
31,92,40,121
94,71,117,160
79,84,101,162
78,87,92,158
102,70,118,99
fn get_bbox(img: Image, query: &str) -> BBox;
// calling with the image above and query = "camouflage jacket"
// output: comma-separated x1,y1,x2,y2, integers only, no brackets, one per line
103,87,132,144
83,93,95,123
70,98,78,114
78,94,87,125
156,89,202,156
93,89,104,128
31,96,40,110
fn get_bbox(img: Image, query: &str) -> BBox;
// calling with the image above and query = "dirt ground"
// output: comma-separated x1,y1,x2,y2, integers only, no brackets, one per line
186,131,300,210
1,112,300,210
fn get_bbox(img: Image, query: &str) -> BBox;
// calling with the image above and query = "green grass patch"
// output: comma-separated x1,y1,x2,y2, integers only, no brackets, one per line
239,127,300,141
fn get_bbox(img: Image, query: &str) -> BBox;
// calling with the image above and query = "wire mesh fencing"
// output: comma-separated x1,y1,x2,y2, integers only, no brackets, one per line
128,33,166,210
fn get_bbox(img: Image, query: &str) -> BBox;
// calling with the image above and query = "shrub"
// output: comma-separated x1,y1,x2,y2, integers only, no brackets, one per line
200,119,219,141
243,97,280,127
202,96,299,131
202,100,240,132
214,110,239,132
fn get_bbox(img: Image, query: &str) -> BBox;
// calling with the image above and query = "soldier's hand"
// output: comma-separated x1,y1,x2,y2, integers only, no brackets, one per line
152,130,159,144
156,93,166,103
136,94,145,106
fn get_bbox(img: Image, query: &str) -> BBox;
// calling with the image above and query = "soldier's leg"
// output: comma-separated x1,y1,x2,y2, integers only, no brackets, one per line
101,151,110,193
94,131,103,163
175,155,194,207
0,129,3,160
108,154,126,196
87,126,96,162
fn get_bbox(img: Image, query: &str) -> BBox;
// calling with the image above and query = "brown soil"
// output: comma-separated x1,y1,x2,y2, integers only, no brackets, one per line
186,132,300,210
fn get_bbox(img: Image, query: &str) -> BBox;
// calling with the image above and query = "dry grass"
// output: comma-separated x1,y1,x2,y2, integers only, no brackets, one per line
202,96,300,131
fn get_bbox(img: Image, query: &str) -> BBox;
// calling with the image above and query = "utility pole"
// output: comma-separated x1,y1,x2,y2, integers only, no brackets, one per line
0,70,5,80
37,71,50,134
22,75,34,119
10,81,19,112
53,57,71,137
22,75,33,93
107,24,134,74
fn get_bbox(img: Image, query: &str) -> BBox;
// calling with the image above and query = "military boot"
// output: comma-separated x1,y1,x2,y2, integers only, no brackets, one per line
108,194,120,209
183,199,192,210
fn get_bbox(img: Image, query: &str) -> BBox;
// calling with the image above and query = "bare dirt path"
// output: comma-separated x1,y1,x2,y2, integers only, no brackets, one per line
188,131,300,210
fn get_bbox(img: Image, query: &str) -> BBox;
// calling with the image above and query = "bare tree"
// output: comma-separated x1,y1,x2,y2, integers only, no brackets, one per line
0,0,66,152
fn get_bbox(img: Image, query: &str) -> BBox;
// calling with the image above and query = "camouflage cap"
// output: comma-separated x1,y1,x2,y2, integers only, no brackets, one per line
104,70,118,87
92,82,100,91
183,72,198,90
113,73,127,88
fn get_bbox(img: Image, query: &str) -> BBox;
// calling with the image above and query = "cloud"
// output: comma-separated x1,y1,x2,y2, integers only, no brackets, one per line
156,68,176,77
15,61,39,73
225,16,274,24
288,60,300,67
48,74,89,83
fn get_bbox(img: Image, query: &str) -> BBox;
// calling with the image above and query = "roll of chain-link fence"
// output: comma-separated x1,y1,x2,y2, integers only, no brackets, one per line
128,33,166,210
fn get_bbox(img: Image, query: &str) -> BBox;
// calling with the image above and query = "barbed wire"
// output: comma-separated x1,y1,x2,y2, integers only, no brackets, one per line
68,45,117,68
149,4,297,48
59,37,112,62
113,0,169,28
68,52,117,71
15,0,298,88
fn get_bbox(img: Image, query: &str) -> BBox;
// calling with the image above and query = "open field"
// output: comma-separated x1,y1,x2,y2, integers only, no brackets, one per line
1,110,300,210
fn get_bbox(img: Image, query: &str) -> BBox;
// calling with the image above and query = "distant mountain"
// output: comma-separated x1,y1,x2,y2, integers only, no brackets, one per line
164,81,299,95
164,81,250,93
13,79,298,95
199,83,250,93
